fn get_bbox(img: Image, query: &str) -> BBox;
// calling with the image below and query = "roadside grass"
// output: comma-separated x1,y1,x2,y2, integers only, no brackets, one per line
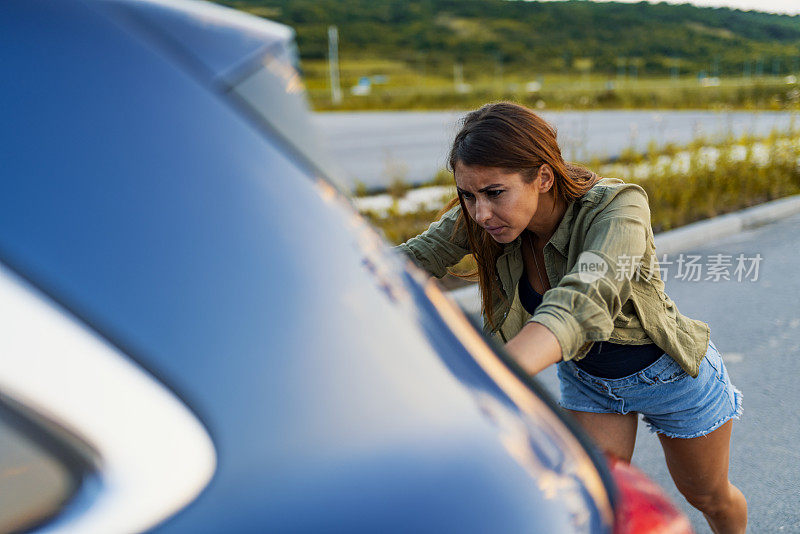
302,58,800,112
603,131,800,232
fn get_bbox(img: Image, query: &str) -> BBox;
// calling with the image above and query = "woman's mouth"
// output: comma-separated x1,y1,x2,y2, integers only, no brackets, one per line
485,225,505,235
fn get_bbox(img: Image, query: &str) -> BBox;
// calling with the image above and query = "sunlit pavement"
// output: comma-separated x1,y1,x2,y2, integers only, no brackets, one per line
315,110,798,190
536,211,800,533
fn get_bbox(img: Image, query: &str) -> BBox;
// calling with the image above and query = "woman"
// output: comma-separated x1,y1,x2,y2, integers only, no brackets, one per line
398,102,746,533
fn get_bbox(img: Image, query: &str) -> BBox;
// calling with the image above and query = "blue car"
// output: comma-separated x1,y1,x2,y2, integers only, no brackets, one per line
0,1,692,532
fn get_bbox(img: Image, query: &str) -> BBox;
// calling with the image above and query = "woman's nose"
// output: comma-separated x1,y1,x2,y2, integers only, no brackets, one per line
475,198,492,224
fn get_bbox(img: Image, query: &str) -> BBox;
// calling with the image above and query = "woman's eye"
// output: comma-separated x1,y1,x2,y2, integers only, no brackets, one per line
461,192,474,201
487,190,503,198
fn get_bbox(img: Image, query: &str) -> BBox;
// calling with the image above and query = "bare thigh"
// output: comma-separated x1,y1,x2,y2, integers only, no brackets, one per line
565,409,639,462
657,419,734,505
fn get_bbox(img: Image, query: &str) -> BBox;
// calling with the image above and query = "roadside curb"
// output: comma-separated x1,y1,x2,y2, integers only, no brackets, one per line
449,193,800,314
653,194,800,255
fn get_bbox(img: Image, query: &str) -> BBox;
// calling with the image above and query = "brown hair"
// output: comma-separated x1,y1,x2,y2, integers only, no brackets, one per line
443,102,599,330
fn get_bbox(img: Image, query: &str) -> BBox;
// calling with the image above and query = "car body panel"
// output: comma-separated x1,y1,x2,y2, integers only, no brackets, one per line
0,1,613,532
96,0,295,85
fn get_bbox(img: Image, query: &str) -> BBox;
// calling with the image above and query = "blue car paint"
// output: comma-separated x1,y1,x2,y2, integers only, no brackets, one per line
96,0,295,85
0,1,614,532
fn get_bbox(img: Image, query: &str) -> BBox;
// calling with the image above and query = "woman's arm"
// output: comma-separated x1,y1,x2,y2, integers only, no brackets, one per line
504,321,563,375
512,185,651,371
394,203,471,278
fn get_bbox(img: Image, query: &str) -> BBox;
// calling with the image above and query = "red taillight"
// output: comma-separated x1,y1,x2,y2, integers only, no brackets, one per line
607,455,694,534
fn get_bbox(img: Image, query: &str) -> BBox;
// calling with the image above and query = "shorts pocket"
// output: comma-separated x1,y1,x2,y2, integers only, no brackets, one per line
565,362,607,390
704,342,727,383
637,354,688,384
653,363,688,383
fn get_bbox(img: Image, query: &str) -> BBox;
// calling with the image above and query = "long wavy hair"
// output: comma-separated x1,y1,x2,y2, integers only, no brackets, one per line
443,102,599,330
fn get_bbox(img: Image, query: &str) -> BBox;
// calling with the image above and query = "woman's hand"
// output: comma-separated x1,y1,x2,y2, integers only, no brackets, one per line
504,321,563,376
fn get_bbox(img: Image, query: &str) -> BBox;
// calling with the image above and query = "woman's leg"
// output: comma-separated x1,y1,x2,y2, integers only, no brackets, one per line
657,419,747,534
565,409,638,462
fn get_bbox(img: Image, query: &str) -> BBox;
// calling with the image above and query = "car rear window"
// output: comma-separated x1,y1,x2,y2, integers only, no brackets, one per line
0,398,91,532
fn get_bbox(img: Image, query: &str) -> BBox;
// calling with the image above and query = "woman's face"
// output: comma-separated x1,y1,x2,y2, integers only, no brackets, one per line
454,162,542,243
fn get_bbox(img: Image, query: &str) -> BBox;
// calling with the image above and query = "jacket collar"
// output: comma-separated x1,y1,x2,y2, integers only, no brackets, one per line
549,173,606,256
548,200,576,257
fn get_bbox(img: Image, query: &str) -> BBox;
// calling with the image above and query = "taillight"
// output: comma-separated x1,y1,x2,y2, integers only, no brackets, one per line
608,455,694,534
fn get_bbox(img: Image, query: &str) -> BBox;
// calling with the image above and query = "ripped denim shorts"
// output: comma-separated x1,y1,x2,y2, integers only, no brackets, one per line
556,339,743,439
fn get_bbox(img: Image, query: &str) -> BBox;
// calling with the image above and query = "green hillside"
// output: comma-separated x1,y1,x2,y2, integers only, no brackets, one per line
223,0,800,76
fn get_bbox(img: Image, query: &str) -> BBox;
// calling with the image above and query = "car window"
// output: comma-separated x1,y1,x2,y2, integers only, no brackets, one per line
229,46,345,191
0,399,88,533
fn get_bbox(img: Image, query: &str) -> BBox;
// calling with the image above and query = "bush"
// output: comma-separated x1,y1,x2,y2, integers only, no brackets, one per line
632,134,800,232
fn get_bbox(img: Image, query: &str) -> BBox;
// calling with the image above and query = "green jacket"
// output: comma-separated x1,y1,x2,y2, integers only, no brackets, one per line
397,177,710,378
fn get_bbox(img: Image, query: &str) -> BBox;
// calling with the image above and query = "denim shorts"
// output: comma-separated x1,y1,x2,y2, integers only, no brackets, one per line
556,340,743,439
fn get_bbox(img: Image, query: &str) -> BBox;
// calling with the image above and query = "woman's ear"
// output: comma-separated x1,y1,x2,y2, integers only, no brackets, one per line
537,164,555,192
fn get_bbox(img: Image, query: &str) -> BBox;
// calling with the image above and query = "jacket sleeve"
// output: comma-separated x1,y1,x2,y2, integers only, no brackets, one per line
528,186,650,361
394,204,471,279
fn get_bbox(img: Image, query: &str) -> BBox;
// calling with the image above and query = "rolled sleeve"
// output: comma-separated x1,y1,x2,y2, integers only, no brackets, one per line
529,187,650,361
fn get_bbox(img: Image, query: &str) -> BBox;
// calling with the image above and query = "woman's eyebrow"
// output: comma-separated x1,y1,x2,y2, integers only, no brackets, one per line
457,184,503,194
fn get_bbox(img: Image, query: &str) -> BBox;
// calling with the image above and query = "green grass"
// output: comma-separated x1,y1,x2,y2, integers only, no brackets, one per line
302,57,800,111
636,133,800,232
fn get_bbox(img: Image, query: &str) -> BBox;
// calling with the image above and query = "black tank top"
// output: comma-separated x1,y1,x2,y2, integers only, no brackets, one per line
518,270,663,379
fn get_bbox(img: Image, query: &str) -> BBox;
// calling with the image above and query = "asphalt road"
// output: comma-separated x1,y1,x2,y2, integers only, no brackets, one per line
314,110,798,190
534,211,800,533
